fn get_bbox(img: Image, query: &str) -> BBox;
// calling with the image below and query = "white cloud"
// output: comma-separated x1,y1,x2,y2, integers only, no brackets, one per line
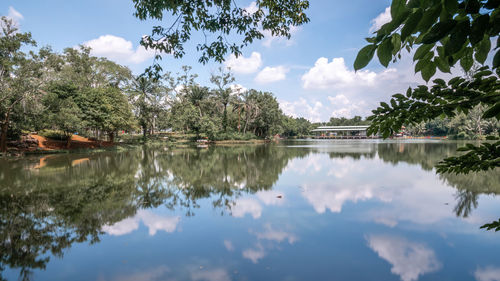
102,217,139,236
102,210,180,236
7,7,23,23
254,224,297,244
244,1,259,15
230,198,262,219
302,57,396,90
141,212,181,236
370,7,391,33
279,98,324,122
223,240,234,251
230,83,247,95
106,265,170,281
242,244,266,263
475,266,500,281
256,190,285,206
327,94,366,118
191,268,231,281
83,35,155,65
262,25,300,47
224,52,262,74
367,235,441,281
242,223,298,264
255,66,288,83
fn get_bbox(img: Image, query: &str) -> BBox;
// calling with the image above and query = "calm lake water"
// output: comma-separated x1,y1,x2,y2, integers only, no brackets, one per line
1,140,499,281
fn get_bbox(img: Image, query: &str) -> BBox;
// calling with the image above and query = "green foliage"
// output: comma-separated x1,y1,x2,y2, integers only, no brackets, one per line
38,129,67,141
481,219,500,231
133,0,310,68
356,0,500,80
436,141,500,174
367,68,500,138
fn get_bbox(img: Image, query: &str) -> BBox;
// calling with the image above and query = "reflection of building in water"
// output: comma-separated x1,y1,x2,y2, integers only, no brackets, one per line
311,125,373,139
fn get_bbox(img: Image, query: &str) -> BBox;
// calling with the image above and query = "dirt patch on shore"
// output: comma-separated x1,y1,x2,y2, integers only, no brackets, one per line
28,134,114,150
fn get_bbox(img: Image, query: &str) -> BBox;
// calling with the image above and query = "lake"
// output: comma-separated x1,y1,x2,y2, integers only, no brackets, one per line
1,140,499,281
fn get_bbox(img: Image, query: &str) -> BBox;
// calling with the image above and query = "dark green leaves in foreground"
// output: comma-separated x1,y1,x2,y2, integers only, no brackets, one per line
366,67,500,138
133,0,310,64
481,219,500,231
355,0,500,81
436,142,500,174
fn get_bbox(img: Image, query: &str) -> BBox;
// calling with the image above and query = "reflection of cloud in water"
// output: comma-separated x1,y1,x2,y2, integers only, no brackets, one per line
475,266,500,281
254,223,297,244
256,190,284,206
103,210,180,236
230,198,262,219
242,243,266,264
223,240,234,251
242,224,297,263
285,154,323,175
367,235,441,281
302,182,390,214
299,156,459,227
191,268,231,281
102,265,170,281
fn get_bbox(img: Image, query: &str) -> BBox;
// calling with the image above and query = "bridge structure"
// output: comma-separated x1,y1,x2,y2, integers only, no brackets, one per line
311,125,376,139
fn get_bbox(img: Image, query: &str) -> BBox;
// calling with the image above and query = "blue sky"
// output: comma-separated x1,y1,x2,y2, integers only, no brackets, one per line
1,0,434,122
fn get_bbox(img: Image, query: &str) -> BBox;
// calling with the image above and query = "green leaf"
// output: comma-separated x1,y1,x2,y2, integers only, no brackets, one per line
434,56,451,73
470,15,490,45
443,0,459,14
494,49,500,69
391,34,402,55
414,59,428,72
377,38,394,67
354,44,376,71
485,0,500,9
391,0,406,19
460,48,473,72
483,103,500,119
421,20,457,44
417,4,442,32
475,36,491,64
445,19,470,55
465,0,480,14
421,61,436,81
413,44,434,61
401,9,423,40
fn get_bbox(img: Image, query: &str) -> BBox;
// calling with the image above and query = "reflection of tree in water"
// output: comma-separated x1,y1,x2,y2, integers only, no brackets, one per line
0,145,308,279
154,145,309,215
0,152,140,281
1,142,498,279
376,142,500,219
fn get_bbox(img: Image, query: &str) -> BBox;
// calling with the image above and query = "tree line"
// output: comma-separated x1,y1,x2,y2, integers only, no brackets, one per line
0,17,312,152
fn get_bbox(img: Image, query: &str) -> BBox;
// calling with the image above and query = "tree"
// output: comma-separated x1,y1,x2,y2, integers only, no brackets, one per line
210,67,235,132
44,83,84,148
129,76,165,137
133,0,310,78
78,87,135,142
0,17,37,152
354,0,500,229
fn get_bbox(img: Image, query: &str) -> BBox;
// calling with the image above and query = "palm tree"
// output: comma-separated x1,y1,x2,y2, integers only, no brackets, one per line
130,76,156,137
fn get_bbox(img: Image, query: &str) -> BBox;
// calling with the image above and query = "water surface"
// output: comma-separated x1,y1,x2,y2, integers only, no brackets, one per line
1,140,499,281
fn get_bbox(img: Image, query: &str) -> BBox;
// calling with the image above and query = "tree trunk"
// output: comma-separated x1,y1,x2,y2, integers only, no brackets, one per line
222,103,228,132
142,124,147,138
108,131,115,143
66,134,72,149
237,106,241,133
0,121,8,153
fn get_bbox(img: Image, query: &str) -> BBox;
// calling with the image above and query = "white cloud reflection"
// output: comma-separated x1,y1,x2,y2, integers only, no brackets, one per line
102,210,180,236
475,266,500,281
367,235,441,281
242,224,297,264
